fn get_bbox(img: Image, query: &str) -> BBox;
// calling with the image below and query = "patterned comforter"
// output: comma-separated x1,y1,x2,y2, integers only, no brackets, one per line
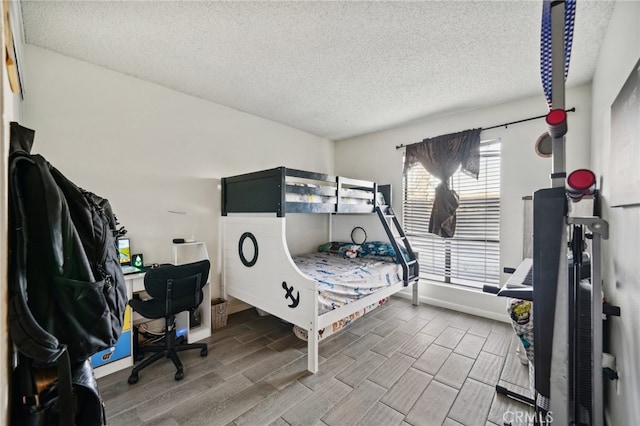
292,252,402,315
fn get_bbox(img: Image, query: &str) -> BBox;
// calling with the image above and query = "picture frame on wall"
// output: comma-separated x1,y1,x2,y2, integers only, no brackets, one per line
609,57,640,207
3,0,23,96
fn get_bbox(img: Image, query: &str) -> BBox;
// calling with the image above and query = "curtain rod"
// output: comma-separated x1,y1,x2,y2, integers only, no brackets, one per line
395,107,576,150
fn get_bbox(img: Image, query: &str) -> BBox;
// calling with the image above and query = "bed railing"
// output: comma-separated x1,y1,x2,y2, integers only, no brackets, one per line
222,167,381,217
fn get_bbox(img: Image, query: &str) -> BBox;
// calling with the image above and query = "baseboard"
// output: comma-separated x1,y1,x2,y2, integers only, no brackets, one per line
393,292,511,323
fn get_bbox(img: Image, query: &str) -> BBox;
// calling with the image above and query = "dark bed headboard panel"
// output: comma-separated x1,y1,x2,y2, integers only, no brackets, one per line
222,167,286,216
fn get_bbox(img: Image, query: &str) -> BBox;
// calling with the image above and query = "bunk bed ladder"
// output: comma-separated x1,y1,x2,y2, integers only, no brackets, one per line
375,206,419,286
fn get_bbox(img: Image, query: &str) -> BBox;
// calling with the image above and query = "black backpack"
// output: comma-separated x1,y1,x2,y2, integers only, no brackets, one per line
8,122,128,425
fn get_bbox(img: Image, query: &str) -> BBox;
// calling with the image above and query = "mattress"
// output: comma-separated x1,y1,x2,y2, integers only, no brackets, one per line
292,252,402,315
285,192,337,204
285,182,385,205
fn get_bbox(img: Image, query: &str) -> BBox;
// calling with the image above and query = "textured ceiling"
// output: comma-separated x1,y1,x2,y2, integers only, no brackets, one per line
20,0,615,141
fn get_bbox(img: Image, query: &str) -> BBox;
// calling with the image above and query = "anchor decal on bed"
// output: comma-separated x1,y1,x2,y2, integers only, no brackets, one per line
282,281,299,308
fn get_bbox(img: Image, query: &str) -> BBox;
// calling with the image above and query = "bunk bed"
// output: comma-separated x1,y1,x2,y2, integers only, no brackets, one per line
221,167,419,373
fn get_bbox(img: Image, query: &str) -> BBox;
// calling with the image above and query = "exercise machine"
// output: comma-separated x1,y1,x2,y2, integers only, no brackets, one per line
483,1,620,424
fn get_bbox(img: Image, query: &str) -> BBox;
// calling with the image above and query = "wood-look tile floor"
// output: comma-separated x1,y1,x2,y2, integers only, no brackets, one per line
98,297,534,426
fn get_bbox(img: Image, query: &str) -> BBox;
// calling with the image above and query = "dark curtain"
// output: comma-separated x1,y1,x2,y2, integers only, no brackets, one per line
404,128,482,238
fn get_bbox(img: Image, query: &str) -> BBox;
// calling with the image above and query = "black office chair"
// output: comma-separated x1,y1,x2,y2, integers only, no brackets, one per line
127,259,210,384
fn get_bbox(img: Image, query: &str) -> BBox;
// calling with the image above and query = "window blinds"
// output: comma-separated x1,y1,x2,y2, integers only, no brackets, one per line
403,140,501,289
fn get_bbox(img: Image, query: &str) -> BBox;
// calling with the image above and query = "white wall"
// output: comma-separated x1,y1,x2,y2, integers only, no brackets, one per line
21,45,335,298
335,84,593,320
590,2,640,424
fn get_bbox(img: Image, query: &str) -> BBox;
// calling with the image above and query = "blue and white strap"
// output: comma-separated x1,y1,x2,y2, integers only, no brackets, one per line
540,0,576,109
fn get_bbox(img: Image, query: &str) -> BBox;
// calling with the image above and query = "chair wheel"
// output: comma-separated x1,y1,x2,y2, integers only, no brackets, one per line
174,369,184,381
128,374,139,384
200,348,208,357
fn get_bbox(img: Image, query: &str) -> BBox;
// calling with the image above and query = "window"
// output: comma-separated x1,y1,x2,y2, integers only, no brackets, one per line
403,140,501,288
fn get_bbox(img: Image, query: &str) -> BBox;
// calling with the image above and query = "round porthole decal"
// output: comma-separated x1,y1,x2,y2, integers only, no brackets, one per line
351,226,367,245
238,232,258,267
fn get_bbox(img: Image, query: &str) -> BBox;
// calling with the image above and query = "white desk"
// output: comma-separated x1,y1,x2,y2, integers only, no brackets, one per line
93,242,212,378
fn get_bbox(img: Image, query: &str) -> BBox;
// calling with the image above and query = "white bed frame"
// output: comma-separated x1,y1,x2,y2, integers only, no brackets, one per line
222,215,418,373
